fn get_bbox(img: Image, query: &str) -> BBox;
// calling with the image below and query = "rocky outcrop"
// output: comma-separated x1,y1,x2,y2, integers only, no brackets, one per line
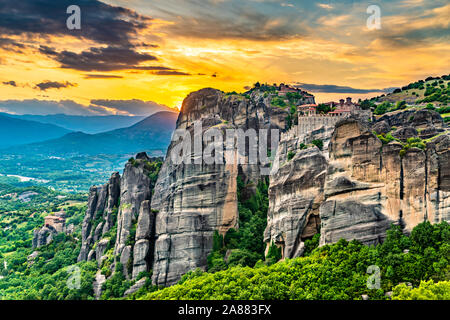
27,251,39,266
32,225,57,248
264,146,326,258
78,154,163,287
77,86,448,291
124,278,147,297
102,172,121,236
114,153,153,257
151,88,296,286
93,271,106,300
265,110,449,257
377,109,446,140
131,200,156,279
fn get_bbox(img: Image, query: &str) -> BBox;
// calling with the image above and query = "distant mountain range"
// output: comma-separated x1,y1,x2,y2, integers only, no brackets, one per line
1,111,179,157
0,113,147,134
0,114,71,149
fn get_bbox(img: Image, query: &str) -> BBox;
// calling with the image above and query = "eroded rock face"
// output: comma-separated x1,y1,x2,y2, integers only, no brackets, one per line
32,226,56,248
77,155,162,281
266,111,449,255
321,116,449,245
264,146,326,258
93,271,106,300
151,88,293,286
132,200,156,279
114,153,153,259
320,200,391,245
102,172,121,236
77,87,448,291
95,239,110,265
78,173,120,262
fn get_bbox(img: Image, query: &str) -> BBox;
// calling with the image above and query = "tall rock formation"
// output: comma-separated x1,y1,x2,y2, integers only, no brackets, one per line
78,154,162,281
151,88,307,286
78,172,121,262
265,109,449,258
77,85,448,291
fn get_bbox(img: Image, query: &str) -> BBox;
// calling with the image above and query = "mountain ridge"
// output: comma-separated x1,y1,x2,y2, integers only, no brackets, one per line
0,114,72,149
1,111,179,157
0,113,147,134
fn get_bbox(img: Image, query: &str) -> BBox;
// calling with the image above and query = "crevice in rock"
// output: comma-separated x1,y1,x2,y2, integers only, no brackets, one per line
145,211,157,273
400,158,404,200
424,150,428,221
163,236,172,286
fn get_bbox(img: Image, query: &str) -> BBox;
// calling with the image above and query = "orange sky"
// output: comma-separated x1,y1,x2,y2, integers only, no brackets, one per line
0,0,448,113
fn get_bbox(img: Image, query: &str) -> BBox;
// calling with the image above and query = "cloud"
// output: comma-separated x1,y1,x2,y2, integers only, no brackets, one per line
2,80,17,87
0,99,107,116
0,38,25,52
0,0,152,46
90,99,174,116
370,3,450,49
0,99,176,116
295,83,388,94
34,81,77,91
83,74,124,79
38,45,190,74
317,3,333,10
317,14,351,27
39,45,159,72
151,1,307,41
151,70,191,76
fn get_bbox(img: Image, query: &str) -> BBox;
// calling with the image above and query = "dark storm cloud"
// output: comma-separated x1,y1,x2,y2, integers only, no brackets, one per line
39,45,158,71
295,83,387,94
0,0,151,46
35,81,77,91
38,45,188,73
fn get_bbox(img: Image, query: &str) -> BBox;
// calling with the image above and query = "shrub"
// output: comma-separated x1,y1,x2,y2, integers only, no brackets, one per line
303,233,320,256
374,102,391,115
266,242,282,265
376,133,396,145
142,222,450,300
311,139,323,150
271,97,287,108
425,103,435,110
287,151,296,161
392,281,450,300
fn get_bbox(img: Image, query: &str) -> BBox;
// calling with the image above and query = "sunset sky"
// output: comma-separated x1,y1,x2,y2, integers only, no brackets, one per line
0,0,448,115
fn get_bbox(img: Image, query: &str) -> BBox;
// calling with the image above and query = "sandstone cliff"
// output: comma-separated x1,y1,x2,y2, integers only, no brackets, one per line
151,88,307,286
77,86,449,292
78,154,162,286
265,109,449,259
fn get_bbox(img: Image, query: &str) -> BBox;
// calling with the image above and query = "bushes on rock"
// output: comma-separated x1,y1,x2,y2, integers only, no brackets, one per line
143,221,450,300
